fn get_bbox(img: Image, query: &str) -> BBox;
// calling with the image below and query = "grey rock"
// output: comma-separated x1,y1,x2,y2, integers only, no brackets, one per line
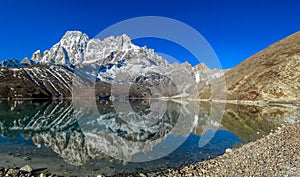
20,165,33,173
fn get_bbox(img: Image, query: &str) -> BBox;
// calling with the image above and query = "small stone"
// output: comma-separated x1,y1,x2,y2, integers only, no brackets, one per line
225,148,233,154
277,127,281,130
40,173,47,177
13,153,22,157
23,156,31,161
139,173,147,177
20,165,32,173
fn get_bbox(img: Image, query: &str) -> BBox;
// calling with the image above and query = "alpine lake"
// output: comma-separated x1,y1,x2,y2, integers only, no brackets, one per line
0,99,298,176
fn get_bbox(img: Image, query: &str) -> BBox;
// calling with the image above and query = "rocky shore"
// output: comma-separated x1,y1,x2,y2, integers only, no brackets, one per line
149,120,300,177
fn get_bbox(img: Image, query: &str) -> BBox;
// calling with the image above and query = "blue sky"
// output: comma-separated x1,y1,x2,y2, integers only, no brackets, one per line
0,0,299,69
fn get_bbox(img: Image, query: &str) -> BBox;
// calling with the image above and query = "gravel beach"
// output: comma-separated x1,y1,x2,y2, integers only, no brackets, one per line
150,120,300,177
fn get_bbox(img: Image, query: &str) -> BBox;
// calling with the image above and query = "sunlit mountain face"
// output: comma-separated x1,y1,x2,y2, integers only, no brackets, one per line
0,31,225,100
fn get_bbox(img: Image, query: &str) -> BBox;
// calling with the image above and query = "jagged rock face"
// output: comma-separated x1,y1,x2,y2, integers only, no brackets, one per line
129,72,180,98
21,57,31,66
82,34,174,85
191,62,226,94
84,34,141,65
200,31,300,103
31,31,89,65
31,50,43,63
29,31,168,69
181,61,193,71
193,63,210,73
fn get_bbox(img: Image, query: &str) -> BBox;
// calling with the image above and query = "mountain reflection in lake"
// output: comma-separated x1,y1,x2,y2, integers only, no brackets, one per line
0,100,297,176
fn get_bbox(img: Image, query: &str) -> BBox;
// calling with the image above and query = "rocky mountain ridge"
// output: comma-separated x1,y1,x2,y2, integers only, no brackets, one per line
0,31,223,99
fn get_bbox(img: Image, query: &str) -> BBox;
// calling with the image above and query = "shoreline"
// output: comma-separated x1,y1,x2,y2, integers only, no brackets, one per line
1,97,299,107
149,120,300,177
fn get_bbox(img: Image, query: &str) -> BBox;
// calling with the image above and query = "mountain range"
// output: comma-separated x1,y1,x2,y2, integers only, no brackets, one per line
0,31,222,100
0,31,299,104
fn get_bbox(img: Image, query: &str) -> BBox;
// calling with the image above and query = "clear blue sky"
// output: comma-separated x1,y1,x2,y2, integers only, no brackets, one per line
0,0,299,69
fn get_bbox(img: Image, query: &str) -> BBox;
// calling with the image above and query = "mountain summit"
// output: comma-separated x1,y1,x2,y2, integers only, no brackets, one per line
30,31,89,65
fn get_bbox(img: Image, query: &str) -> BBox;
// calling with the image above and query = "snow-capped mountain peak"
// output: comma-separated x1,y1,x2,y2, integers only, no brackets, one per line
31,31,89,65
28,31,144,66
102,34,136,51
0,58,20,67
83,33,140,65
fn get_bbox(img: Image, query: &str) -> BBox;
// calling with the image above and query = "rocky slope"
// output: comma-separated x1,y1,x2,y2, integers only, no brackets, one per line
199,31,300,103
156,120,300,177
0,65,73,99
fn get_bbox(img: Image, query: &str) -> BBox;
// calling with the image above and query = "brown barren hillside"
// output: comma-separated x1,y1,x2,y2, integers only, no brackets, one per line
199,31,300,104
